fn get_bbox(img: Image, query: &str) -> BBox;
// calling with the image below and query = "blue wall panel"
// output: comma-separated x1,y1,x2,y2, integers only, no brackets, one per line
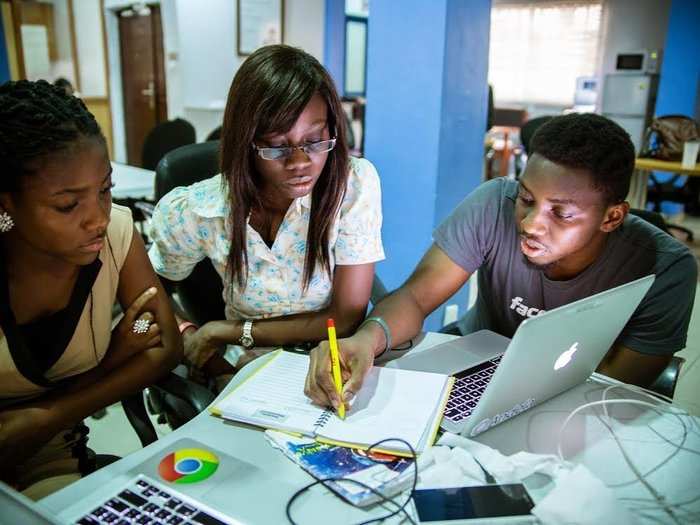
435,1,491,228
652,0,700,214
0,13,10,84
364,0,491,331
655,0,700,117
324,0,346,95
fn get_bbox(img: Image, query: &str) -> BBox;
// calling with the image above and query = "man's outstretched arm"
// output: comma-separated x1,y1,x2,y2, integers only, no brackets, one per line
305,244,472,409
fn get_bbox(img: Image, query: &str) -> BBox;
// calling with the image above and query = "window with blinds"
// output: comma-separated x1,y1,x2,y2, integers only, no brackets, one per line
488,1,603,106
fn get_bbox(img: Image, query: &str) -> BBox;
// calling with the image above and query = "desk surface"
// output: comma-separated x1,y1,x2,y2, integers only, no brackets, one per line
635,157,700,176
42,333,700,524
111,162,156,200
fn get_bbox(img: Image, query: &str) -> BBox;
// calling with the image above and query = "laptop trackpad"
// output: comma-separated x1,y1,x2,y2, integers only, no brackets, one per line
387,330,510,375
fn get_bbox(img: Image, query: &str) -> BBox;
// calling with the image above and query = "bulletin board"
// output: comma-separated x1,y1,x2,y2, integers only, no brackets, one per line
237,0,284,56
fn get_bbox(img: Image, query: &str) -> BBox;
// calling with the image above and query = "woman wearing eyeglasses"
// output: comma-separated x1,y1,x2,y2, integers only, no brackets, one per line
148,45,384,388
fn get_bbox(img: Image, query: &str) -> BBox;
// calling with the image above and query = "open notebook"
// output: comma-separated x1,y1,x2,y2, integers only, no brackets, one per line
212,351,453,456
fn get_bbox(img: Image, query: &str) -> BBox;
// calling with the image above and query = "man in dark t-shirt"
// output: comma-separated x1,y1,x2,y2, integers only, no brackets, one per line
305,114,697,411
433,178,695,356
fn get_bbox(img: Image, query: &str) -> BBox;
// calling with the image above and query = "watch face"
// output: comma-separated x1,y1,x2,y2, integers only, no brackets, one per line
240,335,254,348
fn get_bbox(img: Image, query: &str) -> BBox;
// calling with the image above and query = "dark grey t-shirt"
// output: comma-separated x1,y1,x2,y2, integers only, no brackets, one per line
434,178,697,356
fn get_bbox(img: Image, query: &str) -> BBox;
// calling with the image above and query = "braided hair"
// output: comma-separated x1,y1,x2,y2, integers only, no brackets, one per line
0,79,104,193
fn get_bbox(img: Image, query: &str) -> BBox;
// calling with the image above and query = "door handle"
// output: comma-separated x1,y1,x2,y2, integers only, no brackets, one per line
141,80,155,110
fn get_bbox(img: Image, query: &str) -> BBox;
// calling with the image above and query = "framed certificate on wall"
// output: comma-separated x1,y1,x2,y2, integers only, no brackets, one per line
237,0,285,56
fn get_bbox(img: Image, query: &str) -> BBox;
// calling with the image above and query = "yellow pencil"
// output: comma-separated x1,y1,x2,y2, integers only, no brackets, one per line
326,318,345,419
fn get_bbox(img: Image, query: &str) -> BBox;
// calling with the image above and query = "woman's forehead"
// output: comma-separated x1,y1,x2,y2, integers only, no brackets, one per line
20,142,109,193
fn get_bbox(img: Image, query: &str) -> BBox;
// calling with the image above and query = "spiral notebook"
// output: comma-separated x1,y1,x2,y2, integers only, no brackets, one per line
211,350,453,456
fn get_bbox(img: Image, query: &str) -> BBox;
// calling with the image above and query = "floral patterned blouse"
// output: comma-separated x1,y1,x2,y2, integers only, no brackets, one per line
148,157,385,321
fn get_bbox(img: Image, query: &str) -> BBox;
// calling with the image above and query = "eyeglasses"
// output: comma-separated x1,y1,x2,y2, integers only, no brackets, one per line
253,138,337,161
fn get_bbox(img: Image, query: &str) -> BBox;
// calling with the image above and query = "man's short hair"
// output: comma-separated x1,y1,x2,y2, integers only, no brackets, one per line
529,113,635,205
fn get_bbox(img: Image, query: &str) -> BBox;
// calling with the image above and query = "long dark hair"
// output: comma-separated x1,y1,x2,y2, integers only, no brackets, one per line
220,45,349,291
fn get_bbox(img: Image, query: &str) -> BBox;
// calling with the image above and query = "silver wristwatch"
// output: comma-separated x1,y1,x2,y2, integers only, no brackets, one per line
238,320,254,349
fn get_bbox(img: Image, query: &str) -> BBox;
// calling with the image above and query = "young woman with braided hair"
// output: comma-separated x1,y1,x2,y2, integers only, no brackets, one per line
0,80,182,498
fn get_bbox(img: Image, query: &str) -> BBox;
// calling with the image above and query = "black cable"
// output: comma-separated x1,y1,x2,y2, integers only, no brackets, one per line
285,438,419,525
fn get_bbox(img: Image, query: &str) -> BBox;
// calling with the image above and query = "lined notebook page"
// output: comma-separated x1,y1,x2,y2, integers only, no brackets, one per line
319,365,449,453
216,351,326,433
215,351,450,453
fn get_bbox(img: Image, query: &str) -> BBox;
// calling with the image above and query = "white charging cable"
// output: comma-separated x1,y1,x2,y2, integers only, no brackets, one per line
557,379,700,524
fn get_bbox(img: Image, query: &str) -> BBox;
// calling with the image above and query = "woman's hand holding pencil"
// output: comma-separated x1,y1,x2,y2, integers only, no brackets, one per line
304,326,376,412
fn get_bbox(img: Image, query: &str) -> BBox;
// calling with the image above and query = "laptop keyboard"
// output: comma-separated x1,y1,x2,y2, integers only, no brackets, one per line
75,477,233,525
443,354,503,423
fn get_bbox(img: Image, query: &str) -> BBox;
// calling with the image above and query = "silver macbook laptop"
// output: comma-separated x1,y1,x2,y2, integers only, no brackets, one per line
57,437,295,525
390,275,655,437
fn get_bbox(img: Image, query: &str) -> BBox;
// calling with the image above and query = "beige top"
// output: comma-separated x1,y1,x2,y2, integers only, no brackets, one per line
0,204,133,400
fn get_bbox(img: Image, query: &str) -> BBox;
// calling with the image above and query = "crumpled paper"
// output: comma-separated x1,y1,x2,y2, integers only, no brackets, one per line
415,432,633,525
532,464,634,525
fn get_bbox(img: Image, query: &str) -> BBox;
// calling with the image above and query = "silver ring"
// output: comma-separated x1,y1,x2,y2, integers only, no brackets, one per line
132,319,151,334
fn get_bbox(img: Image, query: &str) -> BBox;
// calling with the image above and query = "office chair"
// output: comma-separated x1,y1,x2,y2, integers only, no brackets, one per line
638,115,699,238
119,118,197,241
205,125,223,142
153,141,225,325
141,118,196,170
645,171,697,240
628,209,686,398
345,112,356,152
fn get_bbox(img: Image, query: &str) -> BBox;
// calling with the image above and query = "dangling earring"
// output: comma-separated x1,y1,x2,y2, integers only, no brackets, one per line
0,211,14,233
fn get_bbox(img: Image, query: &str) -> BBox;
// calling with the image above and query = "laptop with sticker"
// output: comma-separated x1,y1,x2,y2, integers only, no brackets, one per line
57,437,296,524
389,274,655,437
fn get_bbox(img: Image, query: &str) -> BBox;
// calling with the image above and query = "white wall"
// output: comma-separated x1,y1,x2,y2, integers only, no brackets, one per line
597,0,671,80
72,0,108,97
174,0,325,141
286,0,325,60
104,0,325,155
49,0,76,83
593,0,671,115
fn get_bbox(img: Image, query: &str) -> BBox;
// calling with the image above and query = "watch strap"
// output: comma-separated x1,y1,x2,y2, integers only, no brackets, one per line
239,319,254,348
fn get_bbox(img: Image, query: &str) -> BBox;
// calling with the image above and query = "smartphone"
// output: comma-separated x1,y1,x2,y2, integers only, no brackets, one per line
413,484,535,523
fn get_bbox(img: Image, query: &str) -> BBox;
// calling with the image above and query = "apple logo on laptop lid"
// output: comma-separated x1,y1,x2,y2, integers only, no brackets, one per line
554,342,579,370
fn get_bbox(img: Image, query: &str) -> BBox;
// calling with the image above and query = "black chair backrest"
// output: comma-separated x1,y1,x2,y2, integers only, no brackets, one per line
344,112,355,150
520,116,554,156
628,208,669,233
206,125,223,142
155,140,221,199
142,118,196,171
155,140,225,325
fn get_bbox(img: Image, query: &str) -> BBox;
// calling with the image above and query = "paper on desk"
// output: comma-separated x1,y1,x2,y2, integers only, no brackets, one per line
434,432,573,482
417,433,633,525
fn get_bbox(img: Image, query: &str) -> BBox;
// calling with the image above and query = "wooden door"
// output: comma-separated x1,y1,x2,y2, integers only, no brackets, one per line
119,5,167,166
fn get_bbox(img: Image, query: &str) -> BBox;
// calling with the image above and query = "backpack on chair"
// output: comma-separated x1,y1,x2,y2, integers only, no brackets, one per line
641,115,699,161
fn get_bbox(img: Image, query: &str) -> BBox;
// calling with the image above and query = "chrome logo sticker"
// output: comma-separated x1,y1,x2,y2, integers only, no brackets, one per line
158,447,219,484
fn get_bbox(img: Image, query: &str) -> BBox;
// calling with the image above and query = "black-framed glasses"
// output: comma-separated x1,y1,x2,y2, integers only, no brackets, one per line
253,138,337,161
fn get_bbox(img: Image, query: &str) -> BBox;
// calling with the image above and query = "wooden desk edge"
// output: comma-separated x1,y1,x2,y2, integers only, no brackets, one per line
635,158,700,176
